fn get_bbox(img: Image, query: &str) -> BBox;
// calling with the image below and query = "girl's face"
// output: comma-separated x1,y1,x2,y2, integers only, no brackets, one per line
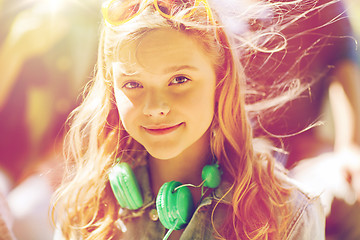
113,29,216,160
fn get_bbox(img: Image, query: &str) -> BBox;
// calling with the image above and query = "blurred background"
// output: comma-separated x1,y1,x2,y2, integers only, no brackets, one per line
0,0,101,239
0,0,359,239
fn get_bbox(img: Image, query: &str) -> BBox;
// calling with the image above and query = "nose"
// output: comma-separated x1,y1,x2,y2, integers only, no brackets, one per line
143,90,170,117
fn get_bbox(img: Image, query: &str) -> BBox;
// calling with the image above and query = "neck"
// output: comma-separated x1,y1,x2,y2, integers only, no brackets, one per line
148,130,212,199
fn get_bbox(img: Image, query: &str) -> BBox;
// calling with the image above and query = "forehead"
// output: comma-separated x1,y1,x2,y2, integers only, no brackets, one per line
115,29,212,74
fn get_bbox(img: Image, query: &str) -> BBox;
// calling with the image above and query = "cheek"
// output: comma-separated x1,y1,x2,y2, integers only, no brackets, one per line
171,88,215,132
182,86,215,115
114,89,137,124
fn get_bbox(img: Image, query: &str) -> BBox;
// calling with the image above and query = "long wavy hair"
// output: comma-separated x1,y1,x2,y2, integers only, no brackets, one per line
52,0,332,239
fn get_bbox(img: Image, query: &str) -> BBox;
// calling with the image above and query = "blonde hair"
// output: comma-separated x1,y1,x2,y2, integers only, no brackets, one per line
52,0,332,239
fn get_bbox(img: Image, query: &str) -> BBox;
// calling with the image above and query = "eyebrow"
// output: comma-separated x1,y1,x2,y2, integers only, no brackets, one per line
163,65,198,74
117,65,199,77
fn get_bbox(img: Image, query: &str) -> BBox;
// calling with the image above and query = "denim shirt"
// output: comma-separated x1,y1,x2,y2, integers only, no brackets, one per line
113,165,325,240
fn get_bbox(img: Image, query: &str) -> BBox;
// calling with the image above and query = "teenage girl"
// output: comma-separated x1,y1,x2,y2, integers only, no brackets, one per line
52,0,325,239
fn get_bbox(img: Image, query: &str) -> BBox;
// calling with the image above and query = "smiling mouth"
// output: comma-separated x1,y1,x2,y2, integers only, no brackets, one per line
143,123,184,135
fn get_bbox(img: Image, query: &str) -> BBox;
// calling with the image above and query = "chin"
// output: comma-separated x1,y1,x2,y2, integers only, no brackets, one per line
145,146,183,160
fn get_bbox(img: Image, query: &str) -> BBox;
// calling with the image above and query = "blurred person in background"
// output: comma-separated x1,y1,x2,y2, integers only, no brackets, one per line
245,0,360,238
0,0,101,239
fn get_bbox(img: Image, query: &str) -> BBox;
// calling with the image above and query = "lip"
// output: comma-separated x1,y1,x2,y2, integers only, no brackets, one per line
142,123,184,135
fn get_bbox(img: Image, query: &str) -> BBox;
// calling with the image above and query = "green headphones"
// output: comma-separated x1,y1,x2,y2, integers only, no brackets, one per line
109,160,222,232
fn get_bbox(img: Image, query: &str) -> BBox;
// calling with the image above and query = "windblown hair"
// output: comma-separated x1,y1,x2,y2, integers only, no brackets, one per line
52,0,336,239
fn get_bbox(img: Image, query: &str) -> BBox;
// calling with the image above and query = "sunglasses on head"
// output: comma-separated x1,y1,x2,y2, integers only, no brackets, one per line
102,0,214,26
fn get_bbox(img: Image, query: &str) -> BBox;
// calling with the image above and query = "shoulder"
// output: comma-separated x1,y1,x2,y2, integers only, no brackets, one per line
280,173,326,240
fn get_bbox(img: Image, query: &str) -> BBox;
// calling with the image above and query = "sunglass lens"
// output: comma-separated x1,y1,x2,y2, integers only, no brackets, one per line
156,0,195,17
107,0,141,23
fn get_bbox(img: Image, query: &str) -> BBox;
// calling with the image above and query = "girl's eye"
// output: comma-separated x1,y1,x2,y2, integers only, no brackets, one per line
122,81,143,89
169,76,191,85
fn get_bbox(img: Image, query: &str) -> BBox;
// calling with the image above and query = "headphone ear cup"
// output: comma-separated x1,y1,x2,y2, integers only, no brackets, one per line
156,181,195,230
109,162,144,210
202,164,222,188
